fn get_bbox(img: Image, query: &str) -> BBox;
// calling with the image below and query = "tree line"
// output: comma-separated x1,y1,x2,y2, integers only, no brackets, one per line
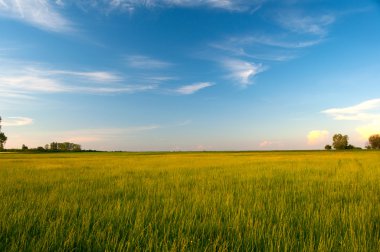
325,133,380,150
21,142,82,152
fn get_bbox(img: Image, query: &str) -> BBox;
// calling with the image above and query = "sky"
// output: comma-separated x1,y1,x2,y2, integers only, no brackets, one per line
1,0,380,151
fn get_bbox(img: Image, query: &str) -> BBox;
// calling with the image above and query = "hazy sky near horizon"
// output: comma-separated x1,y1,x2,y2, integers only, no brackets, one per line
1,0,380,151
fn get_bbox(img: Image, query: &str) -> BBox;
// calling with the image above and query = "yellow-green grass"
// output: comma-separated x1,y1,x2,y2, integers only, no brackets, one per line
1,151,380,251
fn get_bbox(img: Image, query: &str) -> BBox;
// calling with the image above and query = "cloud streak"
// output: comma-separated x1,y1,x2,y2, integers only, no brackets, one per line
0,64,155,99
176,82,213,95
211,35,323,63
2,117,33,126
0,0,72,32
46,70,122,83
125,55,172,69
101,0,264,12
275,11,335,36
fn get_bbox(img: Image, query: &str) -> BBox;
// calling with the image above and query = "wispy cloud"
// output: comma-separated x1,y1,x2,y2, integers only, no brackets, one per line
0,0,72,33
210,10,338,89
176,82,213,95
307,130,329,146
0,63,155,99
275,11,335,36
2,117,33,126
98,0,264,12
231,35,324,49
125,55,172,69
223,59,266,87
45,70,122,83
211,34,323,63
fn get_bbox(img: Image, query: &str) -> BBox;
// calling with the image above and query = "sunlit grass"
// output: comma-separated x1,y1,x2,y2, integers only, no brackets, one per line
1,151,380,251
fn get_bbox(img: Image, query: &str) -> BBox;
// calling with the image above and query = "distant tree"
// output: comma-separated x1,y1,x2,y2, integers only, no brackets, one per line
0,133,6,151
368,134,380,149
324,144,332,150
36,146,45,152
73,144,81,151
22,144,28,151
50,142,58,151
48,141,81,152
58,142,71,151
332,134,349,150
346,144,355,150
0,116,7,151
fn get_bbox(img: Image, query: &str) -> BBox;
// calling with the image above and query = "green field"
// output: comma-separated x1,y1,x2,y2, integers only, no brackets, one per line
1,151,380,251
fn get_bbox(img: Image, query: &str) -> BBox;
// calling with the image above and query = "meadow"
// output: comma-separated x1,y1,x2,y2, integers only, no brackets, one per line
1,151,380,251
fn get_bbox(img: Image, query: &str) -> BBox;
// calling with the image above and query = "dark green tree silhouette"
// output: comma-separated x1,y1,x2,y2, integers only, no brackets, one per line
0,116,7,151
369,134,380,149
332,134,349,150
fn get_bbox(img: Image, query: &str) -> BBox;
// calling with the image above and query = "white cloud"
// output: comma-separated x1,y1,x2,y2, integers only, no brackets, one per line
0,0,72,32
223,59,266,86
307,130,329,145
322,99,380,121
176,82,213,95
2,117,33,126
125,55,172,69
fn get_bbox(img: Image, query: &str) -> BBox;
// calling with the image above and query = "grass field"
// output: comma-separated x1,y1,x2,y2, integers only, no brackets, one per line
1,151,380,251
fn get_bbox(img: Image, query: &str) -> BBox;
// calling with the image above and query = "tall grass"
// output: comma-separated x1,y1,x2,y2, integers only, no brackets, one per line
1,151,380,251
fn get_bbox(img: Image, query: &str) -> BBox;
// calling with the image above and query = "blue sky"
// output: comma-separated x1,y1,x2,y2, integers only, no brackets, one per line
1,0,380,151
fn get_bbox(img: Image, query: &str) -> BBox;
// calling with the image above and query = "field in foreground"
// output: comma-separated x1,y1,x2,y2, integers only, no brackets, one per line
1,151,380,251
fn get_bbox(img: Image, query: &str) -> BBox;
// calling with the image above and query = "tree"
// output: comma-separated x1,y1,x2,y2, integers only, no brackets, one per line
50,142,58,151
0,116,7,151
368,134,380,149
332,134,349,150
36,146,45,152
324,144,332,150
49,141,81,152
346,144,355,150
0,133,6,151
22,144,28,151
